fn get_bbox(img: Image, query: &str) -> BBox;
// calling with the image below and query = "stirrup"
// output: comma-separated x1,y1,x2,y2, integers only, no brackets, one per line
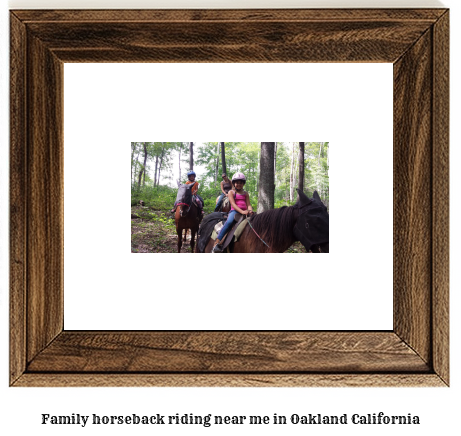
212,244,223,253
212,239,223,253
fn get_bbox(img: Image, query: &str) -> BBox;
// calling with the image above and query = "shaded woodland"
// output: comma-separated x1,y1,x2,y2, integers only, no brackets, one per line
131,142,329,211
131,142,329,253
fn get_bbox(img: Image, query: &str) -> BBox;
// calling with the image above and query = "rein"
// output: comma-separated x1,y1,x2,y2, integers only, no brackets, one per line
247,217,272,251
246,202,310,252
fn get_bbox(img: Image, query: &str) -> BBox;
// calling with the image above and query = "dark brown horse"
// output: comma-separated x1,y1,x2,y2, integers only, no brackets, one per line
201,189,329,253
175,202,200,253
215,194,232,213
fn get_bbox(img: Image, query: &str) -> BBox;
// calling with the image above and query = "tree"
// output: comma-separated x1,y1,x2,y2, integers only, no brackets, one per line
189,142,194,171
257,142,275,213
220,142,227,175
156,144,165,187
131,142,142,185
138,142,148,187
298,142,305,198
177,144,182,187
289,142,296,201
131,142,137,182
215,143,220,182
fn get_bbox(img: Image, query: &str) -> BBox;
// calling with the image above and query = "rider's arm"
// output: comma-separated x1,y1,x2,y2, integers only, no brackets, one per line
245,192,254,213
220,181,226,196
192,182,199,195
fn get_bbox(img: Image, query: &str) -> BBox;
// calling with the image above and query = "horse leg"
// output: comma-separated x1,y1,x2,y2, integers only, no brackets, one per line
183,228,188,242
190,228,196,252
204,237,213,253
177,227,182,253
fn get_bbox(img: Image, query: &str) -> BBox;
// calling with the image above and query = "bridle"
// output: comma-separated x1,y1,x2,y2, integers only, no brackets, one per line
293,200,329,251
177,202,191,216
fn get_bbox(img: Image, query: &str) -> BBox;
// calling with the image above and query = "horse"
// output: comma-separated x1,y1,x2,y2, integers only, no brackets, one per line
200,189,329,253
215,194,232,213
175,202,200,253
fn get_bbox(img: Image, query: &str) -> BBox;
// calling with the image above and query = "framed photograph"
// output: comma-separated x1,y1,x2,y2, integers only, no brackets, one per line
10,9,449,386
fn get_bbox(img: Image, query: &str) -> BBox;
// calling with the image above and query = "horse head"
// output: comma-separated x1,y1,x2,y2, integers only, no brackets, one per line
176,183,196,218
294,189,329,253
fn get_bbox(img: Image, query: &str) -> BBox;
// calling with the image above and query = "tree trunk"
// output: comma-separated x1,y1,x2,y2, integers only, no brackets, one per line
257,142,275,213
298,142,305,198
289,142,295,201
131,142,137,183
189,142,194,171
215,143,220,182
256,150,260,192
318,142,324,196
157,144,165,187
133,148,141,185
138,142,148,187
177,144,182,186
153,155,159,188
220,142,227,175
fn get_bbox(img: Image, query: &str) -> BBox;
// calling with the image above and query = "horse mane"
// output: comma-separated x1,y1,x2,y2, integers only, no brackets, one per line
248,204,298,251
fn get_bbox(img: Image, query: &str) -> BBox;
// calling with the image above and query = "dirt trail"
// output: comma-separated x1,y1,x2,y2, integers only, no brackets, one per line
131,206,195,253
131,205,306,253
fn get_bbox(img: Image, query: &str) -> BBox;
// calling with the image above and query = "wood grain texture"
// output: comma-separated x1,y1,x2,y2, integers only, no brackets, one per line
26,20,432,63
26,34,64,361
9,13,27,384
12,9,447,23
27,332,429,373
9,9,449,387
13,374,446,388
432,11,449,385
393,29,433,364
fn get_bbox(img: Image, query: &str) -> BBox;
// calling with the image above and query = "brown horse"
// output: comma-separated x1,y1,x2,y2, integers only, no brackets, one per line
201,189,329,253
175,202,200,253
215,194,232,213
221,196,231,213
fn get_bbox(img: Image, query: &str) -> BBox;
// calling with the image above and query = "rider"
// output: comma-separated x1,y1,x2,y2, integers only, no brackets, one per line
171,170,205,216
212,172,254,253
214,173,233,212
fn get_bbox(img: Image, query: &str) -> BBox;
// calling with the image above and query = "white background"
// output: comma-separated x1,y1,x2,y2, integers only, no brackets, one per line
63,63,392,330
1,1,458,436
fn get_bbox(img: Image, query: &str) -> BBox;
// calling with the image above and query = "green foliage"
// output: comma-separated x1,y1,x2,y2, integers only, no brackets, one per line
131,142,329,213
197,180,222,214
131,183,176,211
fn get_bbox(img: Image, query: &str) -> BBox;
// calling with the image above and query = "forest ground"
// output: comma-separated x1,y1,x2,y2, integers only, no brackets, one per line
131,205,306,254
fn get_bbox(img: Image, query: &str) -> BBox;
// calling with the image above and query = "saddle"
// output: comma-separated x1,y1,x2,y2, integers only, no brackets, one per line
213,213,247,252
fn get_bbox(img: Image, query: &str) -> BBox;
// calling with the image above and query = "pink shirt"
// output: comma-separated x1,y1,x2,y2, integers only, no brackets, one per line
231,192,247,211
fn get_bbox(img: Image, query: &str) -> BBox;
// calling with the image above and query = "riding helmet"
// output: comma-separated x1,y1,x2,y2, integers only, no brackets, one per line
232,172,246,184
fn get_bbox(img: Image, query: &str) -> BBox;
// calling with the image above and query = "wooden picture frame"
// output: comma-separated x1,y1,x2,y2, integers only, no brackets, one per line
10,9,449,387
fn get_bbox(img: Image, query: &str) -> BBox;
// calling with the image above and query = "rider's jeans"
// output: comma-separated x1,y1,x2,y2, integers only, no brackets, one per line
217,210,238,241
214,193,225,211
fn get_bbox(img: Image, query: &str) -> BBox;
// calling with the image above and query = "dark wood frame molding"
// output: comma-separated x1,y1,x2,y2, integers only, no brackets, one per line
10,9,449,387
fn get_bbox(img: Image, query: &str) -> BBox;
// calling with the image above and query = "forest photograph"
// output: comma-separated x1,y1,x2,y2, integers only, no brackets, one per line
131,142,329,253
